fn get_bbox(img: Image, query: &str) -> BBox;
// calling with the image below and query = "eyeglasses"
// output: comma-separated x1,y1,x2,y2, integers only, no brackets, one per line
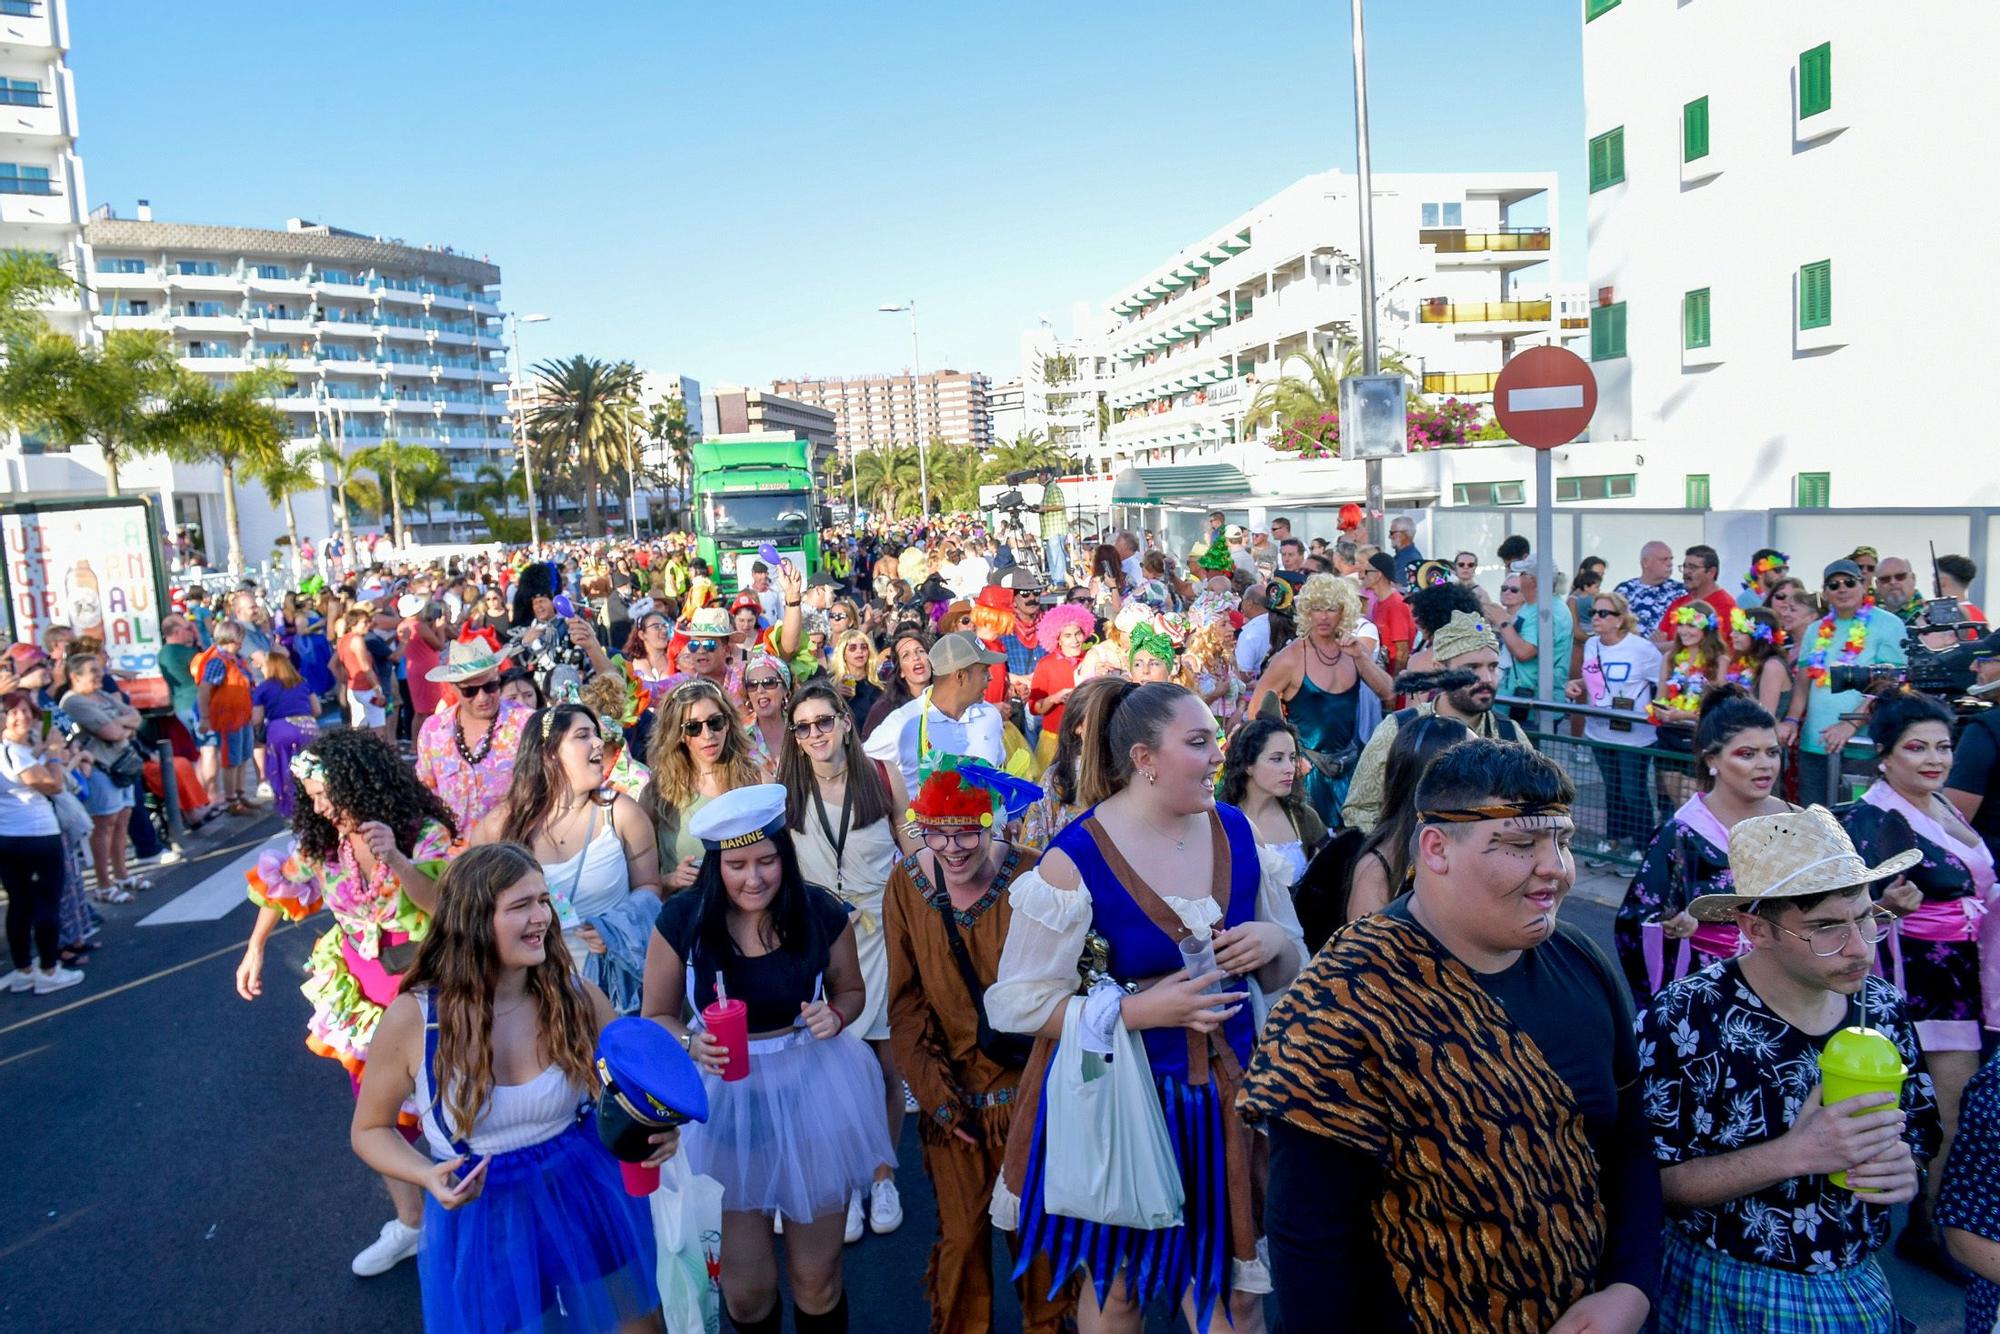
685,639,721,653
1501,586,1522,595
641,621,669,633
791,715,839,737
681,715,731,737
921,828,985,849
1771,907,1896,957
1856,564,1877,574
1878,572,1912,582
745,677,785,692
1590,607,1619,619
1825,577,1859,591
460,679,505,697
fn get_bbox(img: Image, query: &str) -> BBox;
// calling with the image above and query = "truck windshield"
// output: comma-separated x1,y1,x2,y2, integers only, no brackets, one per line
707,491,811,538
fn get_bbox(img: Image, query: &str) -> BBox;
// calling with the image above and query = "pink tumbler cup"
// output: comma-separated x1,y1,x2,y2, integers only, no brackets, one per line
703,998,751,1082
620,1162,660,1197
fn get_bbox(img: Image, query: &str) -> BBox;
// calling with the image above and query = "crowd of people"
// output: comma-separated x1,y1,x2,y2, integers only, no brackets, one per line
5,501,2000,1333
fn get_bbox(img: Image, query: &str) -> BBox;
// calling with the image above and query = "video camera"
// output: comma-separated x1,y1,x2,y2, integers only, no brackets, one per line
1827,598,1998,699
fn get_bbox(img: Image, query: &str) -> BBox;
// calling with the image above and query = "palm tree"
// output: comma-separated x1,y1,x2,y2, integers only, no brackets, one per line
401,455,456,540
309,438,380,560
526,356,643,534
0,328,197,495
853,444,923,518
355,438,443,548
158,363,295,575
645,397,691,528
984,430,1071,483
1242,339,1417,453
251,447,320,578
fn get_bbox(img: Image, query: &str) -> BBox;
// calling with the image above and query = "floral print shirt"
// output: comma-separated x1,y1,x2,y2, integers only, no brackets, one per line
1637,960,1940,1273
1938,1054,2000,1334
414,701,529,834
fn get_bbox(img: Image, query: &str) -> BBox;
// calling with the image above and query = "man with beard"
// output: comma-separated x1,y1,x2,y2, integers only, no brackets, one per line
413,638,531,834
1246,740,1662,1334
996,569,1046,742
1636,807,1938,1331
1341,610,1528,834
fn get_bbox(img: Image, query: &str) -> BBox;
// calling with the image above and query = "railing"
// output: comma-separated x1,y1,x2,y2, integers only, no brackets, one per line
0,1,41,16
1422,370,1501,394
1560,316,1589,328
184,346,244,359
1419,298,1553,324
0,88,48,107
1420,227,1552,254
0,176,58,196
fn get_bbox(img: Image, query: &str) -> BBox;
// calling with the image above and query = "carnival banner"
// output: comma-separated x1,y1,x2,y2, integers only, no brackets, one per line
2,498,170,709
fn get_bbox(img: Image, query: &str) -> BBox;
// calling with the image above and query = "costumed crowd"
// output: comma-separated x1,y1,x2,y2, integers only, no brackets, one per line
10,500,2000,1334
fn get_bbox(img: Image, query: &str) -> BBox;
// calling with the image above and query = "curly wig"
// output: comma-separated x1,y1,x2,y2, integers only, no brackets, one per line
1409,581,1483,637
510,560,559,630
1295,572,1363,630
291,727,458,864
1038,602,1097,649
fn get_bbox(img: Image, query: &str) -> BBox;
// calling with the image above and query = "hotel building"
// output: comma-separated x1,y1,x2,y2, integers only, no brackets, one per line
770,370,995,462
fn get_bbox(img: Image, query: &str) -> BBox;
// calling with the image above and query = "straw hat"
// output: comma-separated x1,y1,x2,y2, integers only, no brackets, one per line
1688,805,1922,921
424,637,516,684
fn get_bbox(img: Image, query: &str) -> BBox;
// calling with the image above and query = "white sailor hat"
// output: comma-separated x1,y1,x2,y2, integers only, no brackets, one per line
688,783,789,852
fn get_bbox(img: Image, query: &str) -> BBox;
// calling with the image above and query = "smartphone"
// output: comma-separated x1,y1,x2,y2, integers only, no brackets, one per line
38,708,51,740
452,1152,486,1183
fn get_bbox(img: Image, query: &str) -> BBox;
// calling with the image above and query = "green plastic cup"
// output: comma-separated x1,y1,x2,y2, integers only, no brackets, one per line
1817,1026,1906,1192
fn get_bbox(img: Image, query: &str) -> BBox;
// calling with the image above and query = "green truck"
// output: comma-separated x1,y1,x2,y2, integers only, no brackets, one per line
690,433,821,591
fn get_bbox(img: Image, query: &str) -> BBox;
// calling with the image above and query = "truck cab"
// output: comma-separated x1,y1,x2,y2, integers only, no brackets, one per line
689,434,822,591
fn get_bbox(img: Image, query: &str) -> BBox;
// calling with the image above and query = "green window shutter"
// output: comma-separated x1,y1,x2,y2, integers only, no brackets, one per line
1685,474,1711,510
1799,43,1832,118
1794,472,1831,508
1683,96,1709,162
1799,260,1832,330
1588,127,1625,192
1585,0,1620,19
1591,301,1627,362
1683,288,1711,349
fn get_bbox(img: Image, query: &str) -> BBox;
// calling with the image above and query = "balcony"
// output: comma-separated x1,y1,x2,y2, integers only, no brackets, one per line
247,269,312,295
166,268,243,294
1422,370,1501,395
0,180,69,226
172,310,243,333
1420,228,1552,271
0,2,58,57
380,317,428,342
1419,298,1553,325
373,278,425,305
318,316,377,339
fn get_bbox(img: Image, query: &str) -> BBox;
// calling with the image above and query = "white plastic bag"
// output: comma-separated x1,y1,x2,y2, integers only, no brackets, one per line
1042,996,1185,1229
651,1151,724,1334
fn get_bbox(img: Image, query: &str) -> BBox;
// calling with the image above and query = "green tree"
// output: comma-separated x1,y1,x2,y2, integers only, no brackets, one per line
310,438,380,559
0,249,73,344
853,444,923,518
355,438,443,549
1241,340,1416,451
0,328,197,495
155,362,295,576
526,356,643,535
250,446,320,578
983,429,1073,484
401,454,456,540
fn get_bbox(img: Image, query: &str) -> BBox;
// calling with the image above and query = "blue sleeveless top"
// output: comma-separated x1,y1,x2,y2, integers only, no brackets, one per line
1050,801,1259,1078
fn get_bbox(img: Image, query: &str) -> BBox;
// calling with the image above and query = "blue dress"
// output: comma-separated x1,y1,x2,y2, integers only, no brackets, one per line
1286,665,1359,828
1014,802,1260,1327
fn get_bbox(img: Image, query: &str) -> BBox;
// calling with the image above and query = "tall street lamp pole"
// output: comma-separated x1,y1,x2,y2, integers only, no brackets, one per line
509,311,550,549
1348,0,1387,548
878,300,929,521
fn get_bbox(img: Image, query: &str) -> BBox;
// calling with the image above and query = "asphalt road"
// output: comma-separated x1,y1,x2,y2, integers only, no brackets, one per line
0,829,1967,1333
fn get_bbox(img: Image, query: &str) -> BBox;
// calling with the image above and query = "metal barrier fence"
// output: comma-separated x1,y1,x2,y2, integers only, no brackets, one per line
1494,695,1874,872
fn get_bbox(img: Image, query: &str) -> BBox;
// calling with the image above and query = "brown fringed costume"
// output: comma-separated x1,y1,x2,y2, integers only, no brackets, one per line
884,844,1072,1334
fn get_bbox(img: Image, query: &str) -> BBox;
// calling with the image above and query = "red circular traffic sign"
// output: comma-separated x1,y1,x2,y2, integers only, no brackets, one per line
1492,345,1598,450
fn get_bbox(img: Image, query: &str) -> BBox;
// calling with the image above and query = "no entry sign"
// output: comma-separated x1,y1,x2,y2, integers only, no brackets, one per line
1492,346,1597,449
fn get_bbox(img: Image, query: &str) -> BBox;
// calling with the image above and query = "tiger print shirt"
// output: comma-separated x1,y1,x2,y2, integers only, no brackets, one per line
1638,960,1940,1273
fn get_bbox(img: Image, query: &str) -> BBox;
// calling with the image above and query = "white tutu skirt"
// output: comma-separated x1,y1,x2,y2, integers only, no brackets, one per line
680,1028,894,1224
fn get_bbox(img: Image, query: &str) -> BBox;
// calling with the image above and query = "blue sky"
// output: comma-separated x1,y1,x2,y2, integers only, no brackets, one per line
71,0,1584,389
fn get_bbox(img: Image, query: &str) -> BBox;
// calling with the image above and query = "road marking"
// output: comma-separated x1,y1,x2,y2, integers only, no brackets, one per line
0,1203,94,1263
0,1043,49,1068
0,928,299,1037
138,841,273,927
1506,384,1586,412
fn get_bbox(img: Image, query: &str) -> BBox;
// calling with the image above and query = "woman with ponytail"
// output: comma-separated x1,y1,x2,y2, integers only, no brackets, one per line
352,842,667,1333
986,681,1308,1333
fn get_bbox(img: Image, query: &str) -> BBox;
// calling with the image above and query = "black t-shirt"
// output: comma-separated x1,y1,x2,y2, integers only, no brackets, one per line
654,885,851,1032
1947,709,2000,862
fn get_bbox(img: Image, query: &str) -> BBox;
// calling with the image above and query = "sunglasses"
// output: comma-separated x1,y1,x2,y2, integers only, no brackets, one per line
1455,560,1476,568
1878,572,1912,582
685,639,721,653
829,611,850,622
681,715,731,737
1590,607,1619,618
791,715,839,737
459,679,505,696
1855,564,1877,574
745,677,785,692
1825,577,1859,591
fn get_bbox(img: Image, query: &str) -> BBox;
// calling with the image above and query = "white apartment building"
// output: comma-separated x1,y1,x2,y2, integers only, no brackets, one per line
1021,308,1108,461
987,377,1024,445
1099,168,1560,470
0,0,87,337
54,213,509,558
1583,0,2000,510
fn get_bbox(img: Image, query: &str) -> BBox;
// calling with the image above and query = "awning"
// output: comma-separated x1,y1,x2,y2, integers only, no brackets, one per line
1111,463,1252,503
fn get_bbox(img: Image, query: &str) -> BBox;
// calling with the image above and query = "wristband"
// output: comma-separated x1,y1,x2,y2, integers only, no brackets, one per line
826,1001,848,1033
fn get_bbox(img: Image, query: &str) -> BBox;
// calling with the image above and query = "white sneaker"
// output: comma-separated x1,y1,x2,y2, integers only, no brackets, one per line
2,969,34,993
843,1189,864,1244
351,1218,421,1276
869,1179,904,1235
155,848,186,867
32,965,83,995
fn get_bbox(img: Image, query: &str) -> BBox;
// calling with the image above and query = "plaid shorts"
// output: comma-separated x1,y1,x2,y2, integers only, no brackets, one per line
1657,1228,1904,1333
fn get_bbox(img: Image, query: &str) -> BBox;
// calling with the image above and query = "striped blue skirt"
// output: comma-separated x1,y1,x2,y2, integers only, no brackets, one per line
1657,1227,1901,1333
1013,1066,1234,1329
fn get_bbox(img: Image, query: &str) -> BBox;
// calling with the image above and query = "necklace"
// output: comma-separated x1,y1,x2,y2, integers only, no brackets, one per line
1141,810,1196,852
1306,634,1343,667
454,709,496,767
1802,612,1869,686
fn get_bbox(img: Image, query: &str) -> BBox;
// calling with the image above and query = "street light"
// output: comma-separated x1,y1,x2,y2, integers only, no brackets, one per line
878,300,930,521
509,312,550,549
1347,0,1388,548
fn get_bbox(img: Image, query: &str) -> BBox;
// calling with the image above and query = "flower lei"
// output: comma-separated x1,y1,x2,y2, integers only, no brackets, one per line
1801,611,1869,686
1740,551,1789,593
1728,607,1784,646
1656,648,1711,715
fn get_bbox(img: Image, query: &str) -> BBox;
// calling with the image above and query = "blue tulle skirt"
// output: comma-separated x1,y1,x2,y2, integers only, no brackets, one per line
1013,1067,1233,1329
419,1116,659,1334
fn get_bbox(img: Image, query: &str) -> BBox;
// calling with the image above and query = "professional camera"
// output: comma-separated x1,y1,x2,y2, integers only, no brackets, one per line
1827,598,1999,699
